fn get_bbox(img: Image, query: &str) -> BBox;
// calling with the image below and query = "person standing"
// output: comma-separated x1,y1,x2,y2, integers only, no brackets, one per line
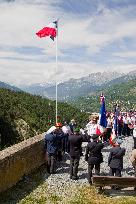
133,122,136,149
85,134,104,184
68,127,84,180
69,119,77,133
108,139,126,177
130,149,136,190
85,117,98,138
44,122,64,174
62,121,72,153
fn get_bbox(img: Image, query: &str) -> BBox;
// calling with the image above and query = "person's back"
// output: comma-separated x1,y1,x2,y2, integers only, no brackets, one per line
44,123,64,174
69,132,83,157
85,138,104,165
45,132,59,154
108,139,125,177
85,134,104,184
108,146,125,168
130,149,136,168
68,128,83,180
130,149,136,191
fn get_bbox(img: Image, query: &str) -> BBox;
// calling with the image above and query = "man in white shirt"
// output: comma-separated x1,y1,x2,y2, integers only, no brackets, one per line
86,118,98,137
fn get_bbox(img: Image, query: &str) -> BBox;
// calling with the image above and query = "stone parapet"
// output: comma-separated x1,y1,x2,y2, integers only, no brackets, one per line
0,134,45,193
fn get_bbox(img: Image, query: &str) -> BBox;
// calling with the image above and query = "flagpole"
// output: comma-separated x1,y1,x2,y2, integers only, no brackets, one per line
55,20,58,124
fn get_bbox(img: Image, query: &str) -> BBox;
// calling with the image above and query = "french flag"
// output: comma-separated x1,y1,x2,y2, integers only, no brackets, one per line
95,95,107,135
36,21,57,41
98,94,107,134
113,105,120,136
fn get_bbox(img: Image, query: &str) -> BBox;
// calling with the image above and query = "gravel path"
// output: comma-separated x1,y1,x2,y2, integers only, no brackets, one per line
0,135,135,204
45,135,135,201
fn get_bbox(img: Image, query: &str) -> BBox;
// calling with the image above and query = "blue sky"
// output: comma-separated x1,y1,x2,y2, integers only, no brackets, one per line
0,0,136,85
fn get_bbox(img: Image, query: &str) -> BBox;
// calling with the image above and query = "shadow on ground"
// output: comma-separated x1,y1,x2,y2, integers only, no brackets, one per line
0,164,48,204
104,188,136,197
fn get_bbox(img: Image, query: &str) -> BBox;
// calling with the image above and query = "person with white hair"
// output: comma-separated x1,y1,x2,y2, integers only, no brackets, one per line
62,121,72,153
108,139,126,177
69,119,77,133
85,117,98,137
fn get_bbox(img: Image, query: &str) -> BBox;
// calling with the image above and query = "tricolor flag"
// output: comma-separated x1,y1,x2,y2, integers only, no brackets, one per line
113,104,120,136
36,21,57,41
99,95,107,128
95,95,107,135
109,131,116,146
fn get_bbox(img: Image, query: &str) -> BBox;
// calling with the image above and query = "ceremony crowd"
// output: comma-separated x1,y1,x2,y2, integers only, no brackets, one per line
44,110,136,190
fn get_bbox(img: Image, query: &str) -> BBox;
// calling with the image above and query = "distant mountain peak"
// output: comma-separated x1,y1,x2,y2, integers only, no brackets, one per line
0,81,21,92
20,70,136,101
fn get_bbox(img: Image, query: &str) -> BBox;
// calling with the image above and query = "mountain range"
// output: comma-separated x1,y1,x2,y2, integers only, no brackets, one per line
0,81,21,92
0,70,136,101
20,70,136,101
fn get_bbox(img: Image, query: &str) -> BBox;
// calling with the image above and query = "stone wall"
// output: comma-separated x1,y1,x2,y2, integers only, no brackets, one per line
0,134,45,193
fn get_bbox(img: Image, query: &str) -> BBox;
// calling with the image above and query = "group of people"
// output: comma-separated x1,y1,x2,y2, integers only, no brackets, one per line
44,113,136,190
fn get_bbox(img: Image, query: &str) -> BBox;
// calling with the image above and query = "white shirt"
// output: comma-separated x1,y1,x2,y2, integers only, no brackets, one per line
86,122,97,136
133,125,136,138
62,125,71,135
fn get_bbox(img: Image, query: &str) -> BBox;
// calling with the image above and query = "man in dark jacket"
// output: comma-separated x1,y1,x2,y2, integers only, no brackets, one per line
44,123,64,174
68,127,84,180
108,138,126,177
85,134,104,184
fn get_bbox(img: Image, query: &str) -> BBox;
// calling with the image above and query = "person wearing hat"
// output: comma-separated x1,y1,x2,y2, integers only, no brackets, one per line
55,122,65,162
108,138,126,180
68,127,85,180
44,122,64,174
85,134,104,184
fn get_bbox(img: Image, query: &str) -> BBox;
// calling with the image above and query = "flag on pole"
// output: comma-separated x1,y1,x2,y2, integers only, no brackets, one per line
36,21,57,41
110,105,120,146
99,94,107,128
113,104,120,136
96,95,107,135
109,132,116,146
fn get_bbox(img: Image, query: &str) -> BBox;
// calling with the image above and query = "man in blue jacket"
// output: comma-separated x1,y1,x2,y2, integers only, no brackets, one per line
44,123,64,174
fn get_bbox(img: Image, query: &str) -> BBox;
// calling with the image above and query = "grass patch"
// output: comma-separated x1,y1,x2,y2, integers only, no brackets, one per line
68,186,136,204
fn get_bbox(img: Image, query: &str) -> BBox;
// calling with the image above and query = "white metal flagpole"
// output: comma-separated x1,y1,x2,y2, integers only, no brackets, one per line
55,20,58,124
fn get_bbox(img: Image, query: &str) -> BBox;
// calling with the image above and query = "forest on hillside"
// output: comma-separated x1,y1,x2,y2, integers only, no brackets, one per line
71,79,136,113
0,79,135,150
0,88,89,150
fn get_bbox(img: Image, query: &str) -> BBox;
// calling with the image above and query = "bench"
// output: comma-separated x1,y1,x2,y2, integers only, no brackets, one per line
92,176,136,191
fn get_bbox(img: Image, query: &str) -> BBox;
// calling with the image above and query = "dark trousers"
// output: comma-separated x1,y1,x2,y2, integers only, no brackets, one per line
109,168,121,177
118,124,123,136
70,156,80,178
106,128,112,140
122,124,128,136
47,153,56,174
134,166,136,177
63,134,69,153
134,137,136,149
88,163,100,184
